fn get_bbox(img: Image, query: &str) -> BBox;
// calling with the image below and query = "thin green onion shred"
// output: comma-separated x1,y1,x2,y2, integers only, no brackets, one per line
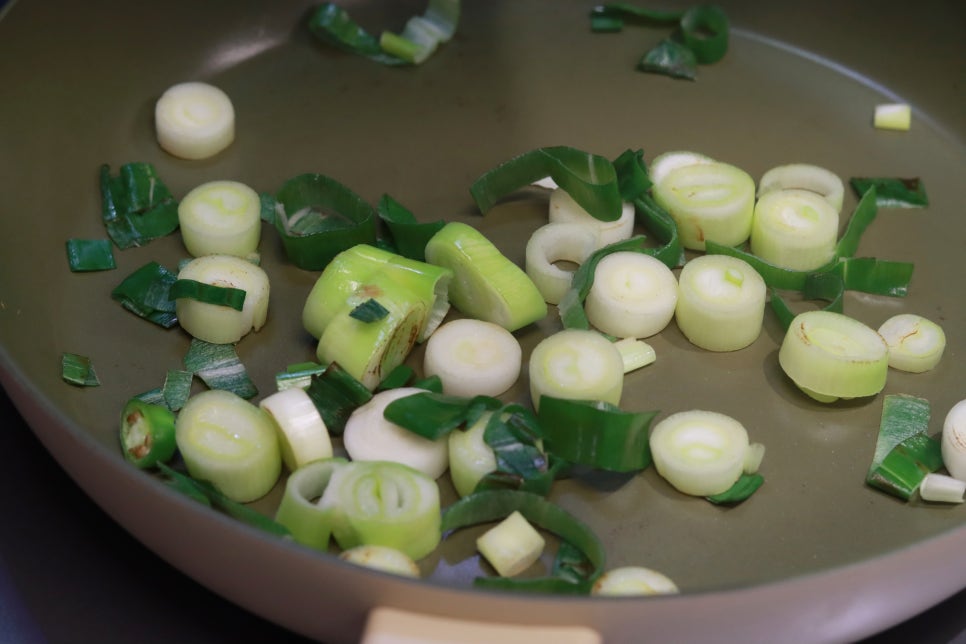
65,238,116,272
61,352,100,387
111,261,179,328
478,404,554,496
275,361,327,391
169,278,247,311
100,163,180,249
706,473,764,504
348,298,390,322
183,339,258,399
162,369,194,411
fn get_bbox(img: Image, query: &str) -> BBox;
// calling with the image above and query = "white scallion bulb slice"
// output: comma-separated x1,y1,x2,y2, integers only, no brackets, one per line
919,473,965,504
178,180,261,258
592,566,679,596
757,163,845,214
528,329,624,411
674,254,766,352
877,313,946,373
647,150,714,187
476,510,545,577
155,81,235,160
448,411,497,497
548,189,635,248
778,310,889,403
423,319,521,397
339,545,421,578
259,387,333,471
941,399,966,481
649,410,758,497
750,189,840,271
525,222,599,305
651,160,755,251
343,387,449,479
585,251,678,339
175,254,270,344
873,103,912,131
175,390,281,503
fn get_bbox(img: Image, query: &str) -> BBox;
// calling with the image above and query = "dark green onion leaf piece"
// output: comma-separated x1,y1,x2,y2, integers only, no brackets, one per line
374,363,416,392
638,38,697,80
866,394,942,501
304,362,374,435
706,473,764,504
559,236,650,329
162,369,194,411
478,404,554,496
111,261,179,328
377,194,445,262
169,279,247,312
850,177,928,209
307,3,406,65
183,339,258,400
442,490,605,593
65,238,116,272
275,361,327,391
383,391,502,441
348,298,390,322
100,163,179,250
61,352,100,387
119,398,177,469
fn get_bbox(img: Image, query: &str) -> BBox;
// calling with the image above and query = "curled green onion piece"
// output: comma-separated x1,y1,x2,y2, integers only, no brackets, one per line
441,490,605,594
706,473,764,505
183,338,258,400
61,352,100,387
677,4,729,64
65,238,116,272
119,398,177,469
99,163,179,249
111,261,179,328
304,362,374,435
850,177,928,209
169,278,247,312
377,194,445,262
275,458,348,551
479,404,553,496
307,3,405,65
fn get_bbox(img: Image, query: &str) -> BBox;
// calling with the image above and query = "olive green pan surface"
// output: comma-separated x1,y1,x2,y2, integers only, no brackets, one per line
1,0,964,642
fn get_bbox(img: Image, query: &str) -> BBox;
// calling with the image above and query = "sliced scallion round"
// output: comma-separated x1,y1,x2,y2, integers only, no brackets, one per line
274,458,347,551
591,566,679,596
877,313,946,373
750,189,840,271
548,189,634,247
259,387,333,472
941,399,966,481
585,251,678,339
174,254,269,344
423,318,522,398
525,222,599,305
178,180,262,258
757,163,845,213
528,329,624,411
647,150,713,187
873,103,911,131
448,411,497,497
155,82,235,160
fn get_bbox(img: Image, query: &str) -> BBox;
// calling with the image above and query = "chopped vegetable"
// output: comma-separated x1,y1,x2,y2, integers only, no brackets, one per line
584,251,678,339
61,352,100,387
614,337,656,372
877,313,946,373
183,339,258,400
757,163,845,213
873,103,911,131
750,189,840,271
339,545,421,577
778,310,889,403
849,177,928,208
548,189,634,247
637,38,698,80
529,329,624,410
275,362,326,391
376,194,445,261
941,399,966,481
918,473,965,504
161,369,193,411
65,238,116,272
100,163,180,250
477,510,546,578
175,389,282,503
111,261,179,328
155,81,235,160
865,394,942,500
174,254,269,344
348,298,390,322
448,411,499,497
274,457,347,550
303,362,373,435
674,254,766,352
591,566,679,596
706,473,764,504
647,150,713,187
424,222,547,332
119,398,177,469
177,180,261,257
169,278,247,311
423,318,522,397
259,387,333,471
525,222,599,305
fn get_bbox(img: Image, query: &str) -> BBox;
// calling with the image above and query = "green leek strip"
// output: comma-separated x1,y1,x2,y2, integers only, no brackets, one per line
377,194,445,262
307,3,407,65
119,398,177,469
677,4,729,64
850,177,928,209
61,352,100,387
552,540,596,586
134,387,166,407
65,238,116,272
162,369,193,411
834,185,879,258
638,38,697,80
380,0,461,65
441,490,605,594
611,148,652,201
111,261,179,328
100,163,179,250
383,391,502,441
275,361,327,391
375,363,416,392
275,458,348,550
349,298,390,322
633,194,685,268
169,278,247,311
536,397,658,472
470,146,623,222
183,338,258,399
304,362,374,435
273,173,377,270
479,404,554,497
869,395,932,470
867,434,943,500
157,463,291,538
706,473,764,505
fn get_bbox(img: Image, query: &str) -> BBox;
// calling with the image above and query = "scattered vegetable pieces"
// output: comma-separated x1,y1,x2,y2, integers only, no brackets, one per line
155,82,235,160
119,398,177,469
941,399,966,481
183,338,258,399
65,238,116,272
476,510,546,577
100,163,179,249
110,261,179,328
866,394,942,501
61,352,100,387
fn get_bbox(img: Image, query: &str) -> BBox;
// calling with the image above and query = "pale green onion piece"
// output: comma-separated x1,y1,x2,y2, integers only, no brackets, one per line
155,81,235,160
548,189,634,248
674,254,766,352
649,409,759,497
318,460,442,560
524,222,599,305
183,339,258,399
873,103,911,131
647,150,714,187
339,545,421,578
750,189,839,271
175,389,281,503
744,441,766,474
778,310,889,403
448,411,497,497
756,163,845,214
423,319,521,398
651,160,756,250
275,361,326,391
175,254,269,344
919,473,965,504
877,313,946,373
476,510,545,577
591,566,679,596
941,399,966,481
178,180,261,257
343,387,449,479
614,337,656,373
425,222,547,332
61,352,100,387
585,251,678,339
275,458,347,551
259,387,333,471
528,329,624,411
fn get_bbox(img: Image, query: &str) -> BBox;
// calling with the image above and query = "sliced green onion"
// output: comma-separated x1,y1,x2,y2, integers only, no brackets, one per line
424,222,547,332
174,254,269,344
757,163,845,213
273,173,377,270
525,222,599,305
275,361,326,391
674,254,766,352
275,458,347,550
873,103,911,131
155,82,235,160
750,189,840,271
380,0,461,64
941,399,966,481
349,298,390,322
633,192,685,268
119,398,177,469
548,189,634,247
778,310,889,403
169,278,247,311
318,460,442,560
637,38,697,80
592,566,679,596
307,3,406,65
478,404,553,497
423,318,522,397
476,510,545,577
183,338,258,400
111,261,179,328
177,180,261,257
162,369,193,411
614,337,656,372
919,473,965,504
585,251,678,339
867,433,943,501
260,387,333,472
100,163,179,250
877,313,946,373
448,411,499,497
375,363,416,392
61,352,100,387
376,194,445,262
647,150,714,187
537,396,658,472
834,183,879,258
706,473,765,504
65,238,116,272
677,4,729,64
850,177,928,209
382,391,502,441
304,362,373,435
529,329,624,411
175,389,282,503
339,545,421,577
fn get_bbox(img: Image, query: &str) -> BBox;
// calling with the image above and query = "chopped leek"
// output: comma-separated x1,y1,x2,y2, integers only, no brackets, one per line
376,194,445,262
339,545,421,577
873,103,911,131
877,313,946,373
275,361,326,391
757,163,845,213
100,163,180,250
850,177,928,209
304,362,373,435
525,222,599,305
169,278,246,311
476,511,546,578
111,261,179,328
260,387,333,471
750,189,840,271
307,3,405,65
867,433,942,502
155,81,235,160
941,399,966,481
647,150,713,188
919,473,965,504
637,38,697,80
65,238,115,272
177,180,262,257
592,566,679,596
61,352,99,387
174,254,269,344
706,473,764,504
119,398,177,469
614,337,656,372
183,338,258,400
162,369,193,411
423,318,522,397
584,251,678,339
348,298,390,322
175,389,282,503
548,189,634,247
275,458,347,550
448,411,499,497
529,329,624,411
